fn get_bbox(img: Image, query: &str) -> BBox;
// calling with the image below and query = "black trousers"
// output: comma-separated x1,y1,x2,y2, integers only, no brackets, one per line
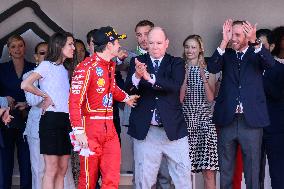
263,132,284,189
1,127,32,189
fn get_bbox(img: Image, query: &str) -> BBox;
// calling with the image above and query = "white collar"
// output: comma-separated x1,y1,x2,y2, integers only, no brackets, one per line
236,46,249,54
150,56,164,65
235,46,249,59
274,56,284,64
137,46,147,55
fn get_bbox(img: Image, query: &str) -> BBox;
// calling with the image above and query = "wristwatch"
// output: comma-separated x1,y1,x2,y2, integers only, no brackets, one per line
249,38,261,46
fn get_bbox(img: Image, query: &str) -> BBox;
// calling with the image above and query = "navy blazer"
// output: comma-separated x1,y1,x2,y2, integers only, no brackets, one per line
207,46,275,127
125,53,187,141
263,60,284,134
0,60,35,102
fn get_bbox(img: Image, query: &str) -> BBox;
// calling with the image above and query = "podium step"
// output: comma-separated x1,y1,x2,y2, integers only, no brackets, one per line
12,173,133,186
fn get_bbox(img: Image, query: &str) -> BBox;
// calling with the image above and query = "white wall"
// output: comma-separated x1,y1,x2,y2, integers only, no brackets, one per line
1,1,279,188
1,0,283,60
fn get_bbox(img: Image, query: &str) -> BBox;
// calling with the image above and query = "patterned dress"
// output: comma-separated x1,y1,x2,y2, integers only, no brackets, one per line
182,65,219,173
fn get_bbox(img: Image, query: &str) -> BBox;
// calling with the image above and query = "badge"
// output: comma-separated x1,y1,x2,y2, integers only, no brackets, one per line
102,93,113,107
96,88,105,93
96,67,103,76
97,78,105,87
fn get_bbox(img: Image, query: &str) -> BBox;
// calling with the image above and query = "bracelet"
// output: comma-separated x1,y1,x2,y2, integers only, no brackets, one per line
42,92,47,98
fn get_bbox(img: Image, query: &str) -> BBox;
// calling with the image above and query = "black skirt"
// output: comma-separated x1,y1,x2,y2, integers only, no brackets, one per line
39,111,72,155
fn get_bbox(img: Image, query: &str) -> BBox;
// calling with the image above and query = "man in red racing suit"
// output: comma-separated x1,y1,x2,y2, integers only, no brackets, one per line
69,26,138,189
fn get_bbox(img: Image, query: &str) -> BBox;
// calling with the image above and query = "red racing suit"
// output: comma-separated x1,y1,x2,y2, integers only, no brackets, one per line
69,53,128,189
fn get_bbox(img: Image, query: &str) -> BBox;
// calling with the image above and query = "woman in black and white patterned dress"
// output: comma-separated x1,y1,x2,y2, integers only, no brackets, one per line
180,35,218,189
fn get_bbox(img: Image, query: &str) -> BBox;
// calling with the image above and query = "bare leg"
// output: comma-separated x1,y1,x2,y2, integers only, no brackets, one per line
202,170,216,189
55,155,70,189
42,155,59,189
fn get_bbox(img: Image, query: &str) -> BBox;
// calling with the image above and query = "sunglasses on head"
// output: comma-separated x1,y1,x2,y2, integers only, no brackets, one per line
38,51,46,55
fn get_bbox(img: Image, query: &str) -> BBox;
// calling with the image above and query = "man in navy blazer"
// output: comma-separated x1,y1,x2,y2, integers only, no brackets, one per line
207,19,275,189
125,27,191,189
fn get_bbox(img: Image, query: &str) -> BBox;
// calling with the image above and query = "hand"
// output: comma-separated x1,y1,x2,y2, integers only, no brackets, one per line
117,49,128,61
199,68,207,81
6,96,15,110
135,58,147,79
125,95,140,108
243,21,257,43
0,108,5,117
143,71,151,81
222,19,233,43
75,133,88,149
39,94,55,114
198,57,206,69
15,102,28,111
0,107,14,125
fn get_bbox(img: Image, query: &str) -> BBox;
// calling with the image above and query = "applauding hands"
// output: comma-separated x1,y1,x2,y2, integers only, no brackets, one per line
220,19,258,51
134,58,151,81
242,21,257,43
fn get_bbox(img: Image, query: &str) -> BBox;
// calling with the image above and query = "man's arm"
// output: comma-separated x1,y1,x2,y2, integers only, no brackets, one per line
208,19,233,74
256,46,275,69
207,49,225,74
154,57,185,93
242,21,275,69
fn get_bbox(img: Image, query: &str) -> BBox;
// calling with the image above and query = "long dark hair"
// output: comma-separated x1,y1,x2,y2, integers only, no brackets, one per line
271,26,284,56
46,32,73,63
46,32,78,80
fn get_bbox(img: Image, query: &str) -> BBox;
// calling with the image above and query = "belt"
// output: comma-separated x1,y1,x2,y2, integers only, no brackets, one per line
150,124,163,128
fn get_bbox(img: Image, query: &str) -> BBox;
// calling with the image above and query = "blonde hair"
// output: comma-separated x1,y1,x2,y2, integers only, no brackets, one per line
182,34,205,68
7,35,25,47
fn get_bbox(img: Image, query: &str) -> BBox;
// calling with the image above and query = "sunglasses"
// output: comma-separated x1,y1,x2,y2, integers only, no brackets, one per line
38,51,46,55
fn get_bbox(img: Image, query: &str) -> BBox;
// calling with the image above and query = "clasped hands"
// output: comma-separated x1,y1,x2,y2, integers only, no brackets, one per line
134,58,151,81
6,96,28,111
0,107,13,125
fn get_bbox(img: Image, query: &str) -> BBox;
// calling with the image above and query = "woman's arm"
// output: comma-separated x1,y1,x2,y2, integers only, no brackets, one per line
201,69,216,103
21,72,54,113
21,72,45,98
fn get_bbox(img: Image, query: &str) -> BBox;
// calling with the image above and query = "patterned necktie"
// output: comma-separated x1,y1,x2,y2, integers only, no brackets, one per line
154,60,159,73
154,110,162,125
237,52,244,60
153,60,162,125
